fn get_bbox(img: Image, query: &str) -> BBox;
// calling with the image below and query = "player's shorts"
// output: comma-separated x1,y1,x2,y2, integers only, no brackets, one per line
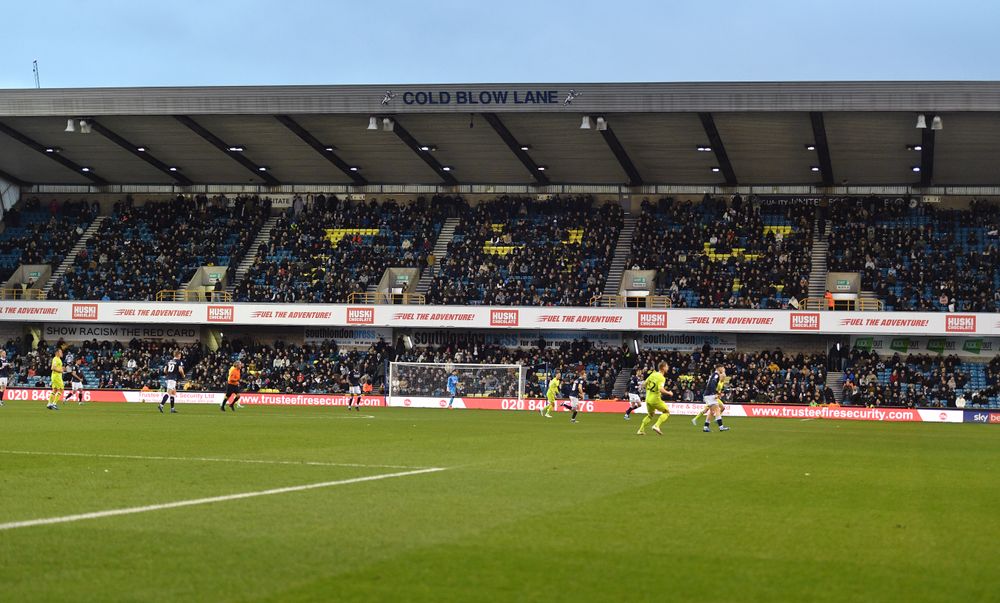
51,376,64,390
166,379,177,391
645,398,669,415
0,377,7,388
627,393,641,405
349,385,361,395
702,394,720,407
569,395,581,409
447,389,457,398
71,381,83,391
225,383,240,397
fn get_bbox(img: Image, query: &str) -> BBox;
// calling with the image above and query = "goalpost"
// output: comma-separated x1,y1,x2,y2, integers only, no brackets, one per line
388,361,527,403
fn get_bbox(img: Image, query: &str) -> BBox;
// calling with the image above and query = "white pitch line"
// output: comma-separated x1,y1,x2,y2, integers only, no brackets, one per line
0,467,446,532
0,450,424,470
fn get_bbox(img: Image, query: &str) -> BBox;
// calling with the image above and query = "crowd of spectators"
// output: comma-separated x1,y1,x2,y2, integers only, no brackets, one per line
392,336,623,399
633,346,831,405
425,196,623,306
6,334,1000,408
827,196,1000,312
0,198,95,282
628,195,814,309
3,337,200,390
234,195,448,303
185,338,391,393
48,195,269,301
842,347,973,408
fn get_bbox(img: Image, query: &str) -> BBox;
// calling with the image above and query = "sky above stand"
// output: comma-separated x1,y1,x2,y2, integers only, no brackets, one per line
1,0,997,88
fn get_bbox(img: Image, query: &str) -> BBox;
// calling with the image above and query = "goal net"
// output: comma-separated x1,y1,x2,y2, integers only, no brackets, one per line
388,361,526,402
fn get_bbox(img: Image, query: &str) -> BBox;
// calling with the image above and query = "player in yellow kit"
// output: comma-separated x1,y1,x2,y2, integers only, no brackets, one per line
47,347,64,411
637,361,673,436
540,371,561,418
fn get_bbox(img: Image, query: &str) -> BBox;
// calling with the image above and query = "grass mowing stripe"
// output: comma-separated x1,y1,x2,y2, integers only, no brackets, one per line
0,467,447,532
0,449,427,470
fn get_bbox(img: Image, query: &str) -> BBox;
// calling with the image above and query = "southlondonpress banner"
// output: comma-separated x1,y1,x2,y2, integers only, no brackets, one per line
638,332,738,352
0,301,996,336
1,388,974,423
303,326,392,347
409,329,622,349
850,335,1000,358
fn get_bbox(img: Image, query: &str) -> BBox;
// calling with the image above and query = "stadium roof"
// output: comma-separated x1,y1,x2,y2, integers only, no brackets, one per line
2,81,1000,192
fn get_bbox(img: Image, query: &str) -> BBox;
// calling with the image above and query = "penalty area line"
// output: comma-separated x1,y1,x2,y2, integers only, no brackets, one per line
0,467,446,532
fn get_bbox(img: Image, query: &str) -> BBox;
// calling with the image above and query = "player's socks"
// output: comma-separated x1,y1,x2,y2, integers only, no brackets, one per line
625,406,635,417
704,420,711,430
560,403,573,410
654,412,669,429
638,414,653,434
716,418,724,427
570,410,578,421
169,395,175,409
161,393,169,406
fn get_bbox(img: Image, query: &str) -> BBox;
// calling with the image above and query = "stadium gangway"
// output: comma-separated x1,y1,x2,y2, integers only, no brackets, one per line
801,297,884,312
155,290,233,303
593,294,672,308
0,288,47,300
347,292,426,305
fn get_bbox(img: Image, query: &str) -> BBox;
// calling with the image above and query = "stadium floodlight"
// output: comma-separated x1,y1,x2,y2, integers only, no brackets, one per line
931,115,943,130
696,146,712,152
80,167,91,172
168,167,178,172
580,116,592,129
64,119,75,132
595,116,608,131
441,166,452,172
711,167,720,173
382,117,395,131
367,116,379,130
79,120,91,134
806,144,816,151
912,166,921,172
349,166,359,172
257,166,268,172
520,144,530,151
916,114,927,129
907,144,923,151
136,146,146,152
44,147,59,153
810,166,820,172
537,165,547,171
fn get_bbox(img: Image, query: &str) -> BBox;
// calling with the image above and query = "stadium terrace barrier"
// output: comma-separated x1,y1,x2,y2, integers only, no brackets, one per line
801,297,884,311
156,290,232,302
0,301,992,336
594,294,672,308
347,292,426,305
2,388,984,424
0,288,46,300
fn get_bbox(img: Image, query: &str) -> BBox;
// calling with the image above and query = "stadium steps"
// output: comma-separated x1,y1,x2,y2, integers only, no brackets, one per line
611,367,632,398
826,370,844,403
601,214,638,296
228,215,280,294
858,290,880,306
808,215,829,300
415,217,460,294
42,216,105,295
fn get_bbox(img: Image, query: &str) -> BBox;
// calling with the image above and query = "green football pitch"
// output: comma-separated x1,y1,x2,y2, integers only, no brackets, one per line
0,402,996,603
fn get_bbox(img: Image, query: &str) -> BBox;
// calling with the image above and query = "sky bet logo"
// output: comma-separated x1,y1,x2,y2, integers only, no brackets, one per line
789,313,820,330
346,307,375,325
71,303,98,320
206,305,234,322
945,315,976,333
490,309,519,327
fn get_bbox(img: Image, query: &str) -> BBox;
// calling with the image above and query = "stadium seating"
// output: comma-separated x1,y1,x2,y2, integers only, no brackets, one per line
425,196,623,306
0,199,94,283
842,348,998,408
234,196,447,303
48,196,269,301
827,197,1000,312
627,195,814,308
5,338,200,390
634,348,829,405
